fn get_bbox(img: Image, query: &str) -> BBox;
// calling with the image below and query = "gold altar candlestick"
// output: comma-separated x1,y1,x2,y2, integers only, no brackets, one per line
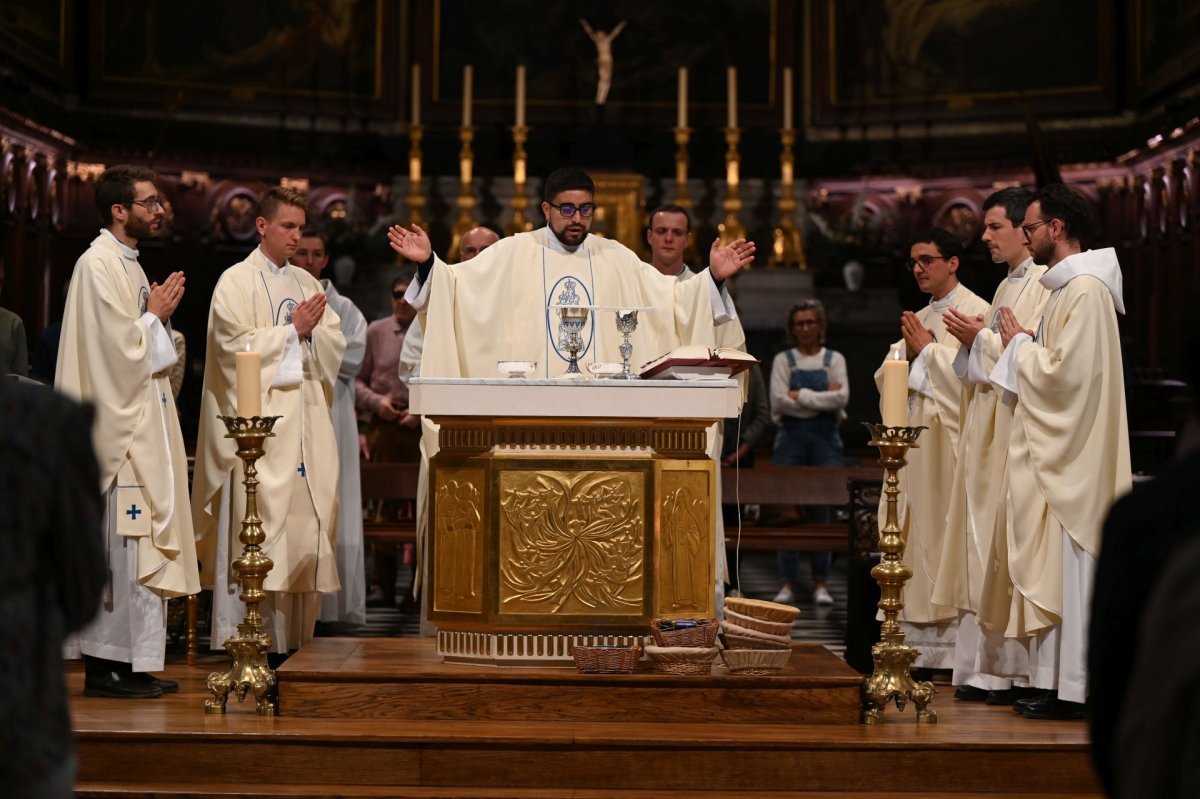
770,128,806,268
861,422,936,724
406,123,427,229
718,127,746,247
205,414,281,716
449,125,478,261
672,126,692,211
507,124,534,236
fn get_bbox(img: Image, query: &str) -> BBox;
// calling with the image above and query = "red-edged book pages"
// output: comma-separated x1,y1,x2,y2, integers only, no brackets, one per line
638,346,758,380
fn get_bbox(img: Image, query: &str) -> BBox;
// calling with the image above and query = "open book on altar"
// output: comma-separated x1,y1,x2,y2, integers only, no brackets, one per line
638,346,759,380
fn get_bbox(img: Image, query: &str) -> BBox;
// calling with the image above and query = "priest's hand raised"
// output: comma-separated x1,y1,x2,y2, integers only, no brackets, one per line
147,271,186,323
708,238,756,280
291,293,328,339
996,306,1034,348
388,224,432,263
943,307,985,348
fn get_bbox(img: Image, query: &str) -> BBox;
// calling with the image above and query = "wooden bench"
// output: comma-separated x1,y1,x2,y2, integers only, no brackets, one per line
720,464,882,552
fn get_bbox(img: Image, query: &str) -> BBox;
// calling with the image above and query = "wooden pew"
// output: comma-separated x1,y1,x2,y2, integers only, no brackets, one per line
720,464,882,551
360,462,421,607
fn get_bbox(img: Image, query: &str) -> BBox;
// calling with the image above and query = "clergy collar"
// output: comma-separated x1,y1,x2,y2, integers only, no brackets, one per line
256,246,289,275
1007,257,1033,281
320,278,337,297
927,283,959,311
99,228,139,260
1040,247,1125,314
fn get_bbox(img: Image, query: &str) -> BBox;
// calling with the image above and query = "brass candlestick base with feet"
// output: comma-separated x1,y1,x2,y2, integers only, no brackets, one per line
205,415,281,716
861,422,936,724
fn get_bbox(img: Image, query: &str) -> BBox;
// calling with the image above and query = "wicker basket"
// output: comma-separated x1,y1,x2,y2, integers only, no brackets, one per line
649,618,719,648
724,607,795,637
571,644,640,674
644,644,719,675
722,632,792,651
720,620,792,648
724,596,800,623
719,647,791,675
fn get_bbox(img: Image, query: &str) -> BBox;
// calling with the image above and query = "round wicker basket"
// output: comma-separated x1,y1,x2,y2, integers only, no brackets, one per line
643,644,719,675
723,596,800,623
722,632,791,651
724,607,795,637
720,620,792,647
719,647,791,675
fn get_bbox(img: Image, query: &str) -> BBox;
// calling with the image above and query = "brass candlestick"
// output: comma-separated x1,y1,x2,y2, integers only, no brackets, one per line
672,126,692,210
770,129,807,268
507,124,535,236
205,415,281,716
861,422,936,724
718,127,746,247
448,125,478,261
406,123,427,229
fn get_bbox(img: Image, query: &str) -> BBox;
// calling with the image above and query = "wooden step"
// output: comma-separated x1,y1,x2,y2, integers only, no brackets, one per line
77,785,1104,799
70,652,1101,796
276,638,863,724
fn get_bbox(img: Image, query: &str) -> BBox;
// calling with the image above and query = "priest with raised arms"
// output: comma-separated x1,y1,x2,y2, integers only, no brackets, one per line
57,164,199,697
192,186,346,657
985,183,1131,720
386,167,754,379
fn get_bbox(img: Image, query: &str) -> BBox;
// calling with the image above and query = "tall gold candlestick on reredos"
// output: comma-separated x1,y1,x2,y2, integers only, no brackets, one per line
205,414,281,716
770,128,807,268
406,123,427,229
507,124,534,236
861,422,935,724
448,125,477,260
718,127,746,246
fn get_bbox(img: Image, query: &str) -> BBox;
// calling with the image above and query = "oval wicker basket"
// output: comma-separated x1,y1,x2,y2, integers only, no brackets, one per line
644,644,719,675
724,607,795,637
720,620,792,649
723,596,800,623
649,618,719,648
719,647,791,675
571,644,640,674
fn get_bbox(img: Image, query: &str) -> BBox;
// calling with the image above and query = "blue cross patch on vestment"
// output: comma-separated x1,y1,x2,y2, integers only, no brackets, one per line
126,504,143,520
297,462,306,477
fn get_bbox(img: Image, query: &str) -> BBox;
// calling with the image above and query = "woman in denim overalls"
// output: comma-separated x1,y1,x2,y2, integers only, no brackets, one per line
768,300,850,606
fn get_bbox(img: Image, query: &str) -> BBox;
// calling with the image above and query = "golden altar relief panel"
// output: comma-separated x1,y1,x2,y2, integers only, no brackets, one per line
432,467,486,614
499,469,645,617
656,464,715,618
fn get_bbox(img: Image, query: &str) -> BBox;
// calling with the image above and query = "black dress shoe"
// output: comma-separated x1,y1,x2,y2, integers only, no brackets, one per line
1013,689,1054,713
134,673,179,693
1022,697,1087,720
953,685,989,701
989,686,1045,706
84,669,163,699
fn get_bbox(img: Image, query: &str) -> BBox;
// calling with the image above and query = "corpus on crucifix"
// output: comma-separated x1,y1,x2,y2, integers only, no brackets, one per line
580,18,626,105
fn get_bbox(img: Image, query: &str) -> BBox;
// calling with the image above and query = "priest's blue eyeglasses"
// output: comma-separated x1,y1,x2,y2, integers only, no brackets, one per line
127,196,164,211
547,201,596,219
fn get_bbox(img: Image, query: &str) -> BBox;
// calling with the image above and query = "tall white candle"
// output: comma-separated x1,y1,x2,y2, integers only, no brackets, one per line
677,67,688,129
462,65,473,127
783,67,793,131
515,65,526,127
881,345,909,427
727,66,737,129
411,64,421,126
235,350,261,418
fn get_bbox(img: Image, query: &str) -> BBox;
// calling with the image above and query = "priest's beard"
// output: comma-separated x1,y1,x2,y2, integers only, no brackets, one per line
125,216,161,241
1028,238,1055,266
551,222,588,248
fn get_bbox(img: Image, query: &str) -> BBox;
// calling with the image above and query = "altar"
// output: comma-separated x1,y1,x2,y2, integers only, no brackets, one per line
410,377,741,665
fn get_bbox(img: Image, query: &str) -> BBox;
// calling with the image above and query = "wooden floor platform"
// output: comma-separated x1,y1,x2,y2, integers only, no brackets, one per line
277,638,863,724
71,639,1103,798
